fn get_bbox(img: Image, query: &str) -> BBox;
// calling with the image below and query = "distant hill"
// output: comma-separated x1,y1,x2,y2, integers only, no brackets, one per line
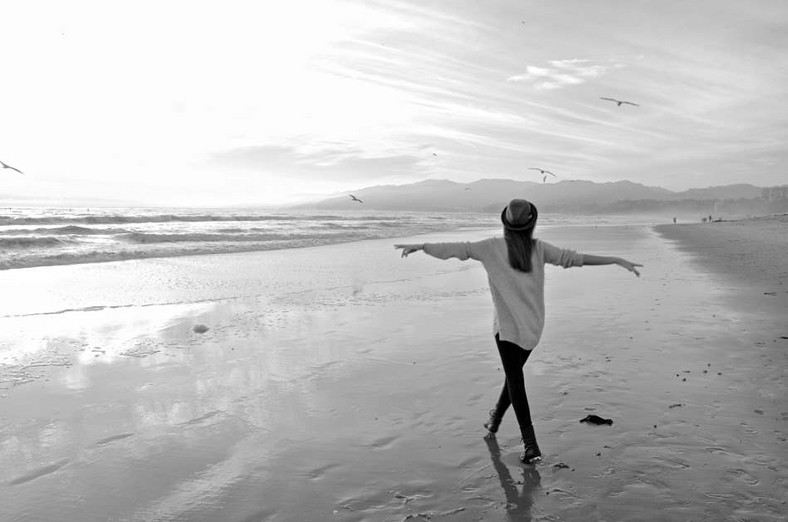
672,184,762,201
289,179,767,214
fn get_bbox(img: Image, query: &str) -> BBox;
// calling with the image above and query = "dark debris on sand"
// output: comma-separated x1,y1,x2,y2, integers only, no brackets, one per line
580,414,613,426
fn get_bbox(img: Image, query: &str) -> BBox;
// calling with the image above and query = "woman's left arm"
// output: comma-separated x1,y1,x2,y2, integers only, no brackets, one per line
582,254,642,277
394,243,425,257
395,241,482,260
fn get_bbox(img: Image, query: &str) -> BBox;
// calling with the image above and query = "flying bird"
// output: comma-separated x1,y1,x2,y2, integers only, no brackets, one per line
600,97,639,107
529,167,555,176
349,194,363,203
529,168,558,183
529,167,556,177
0,160,24,174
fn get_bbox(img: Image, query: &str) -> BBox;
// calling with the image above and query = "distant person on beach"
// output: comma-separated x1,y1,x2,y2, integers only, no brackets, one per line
394,199,642,464
673,216,677,224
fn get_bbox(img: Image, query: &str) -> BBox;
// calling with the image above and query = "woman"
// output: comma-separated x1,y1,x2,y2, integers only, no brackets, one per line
394,199,641,463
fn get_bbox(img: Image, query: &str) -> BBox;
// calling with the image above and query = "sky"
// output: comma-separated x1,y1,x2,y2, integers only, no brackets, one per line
0,0,786,207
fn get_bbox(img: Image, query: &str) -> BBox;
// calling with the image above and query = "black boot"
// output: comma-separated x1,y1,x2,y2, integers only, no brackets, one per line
483,409,503,435
520,424,542,464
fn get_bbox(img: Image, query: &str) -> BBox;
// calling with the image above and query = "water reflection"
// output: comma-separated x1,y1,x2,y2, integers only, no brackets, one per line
484,436,541,521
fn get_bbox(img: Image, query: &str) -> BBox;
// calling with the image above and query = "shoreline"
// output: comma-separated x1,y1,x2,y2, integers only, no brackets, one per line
654,214,787,315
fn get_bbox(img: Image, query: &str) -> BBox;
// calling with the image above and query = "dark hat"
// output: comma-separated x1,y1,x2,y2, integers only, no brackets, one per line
501,199,538,231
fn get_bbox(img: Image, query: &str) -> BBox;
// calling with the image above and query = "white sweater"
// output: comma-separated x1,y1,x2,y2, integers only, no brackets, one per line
423,237,584,350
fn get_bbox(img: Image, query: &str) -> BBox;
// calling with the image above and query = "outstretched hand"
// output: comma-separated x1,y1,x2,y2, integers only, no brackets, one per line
617,258,642,277
394,244,422,258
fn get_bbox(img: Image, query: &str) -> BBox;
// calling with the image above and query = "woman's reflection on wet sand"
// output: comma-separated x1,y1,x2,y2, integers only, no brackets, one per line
484,436,541,520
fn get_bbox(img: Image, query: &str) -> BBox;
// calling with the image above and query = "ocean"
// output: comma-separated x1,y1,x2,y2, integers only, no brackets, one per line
0,208,493,270
0,207,663,271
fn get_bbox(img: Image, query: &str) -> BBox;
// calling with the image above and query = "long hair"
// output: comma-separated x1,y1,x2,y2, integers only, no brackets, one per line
504,228,535,273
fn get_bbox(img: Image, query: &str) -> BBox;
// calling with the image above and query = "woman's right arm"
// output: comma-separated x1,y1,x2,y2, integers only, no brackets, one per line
582,254,642,277
542,240,641,276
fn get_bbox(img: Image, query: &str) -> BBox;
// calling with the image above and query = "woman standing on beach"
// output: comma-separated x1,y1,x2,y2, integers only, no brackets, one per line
394,199,642,463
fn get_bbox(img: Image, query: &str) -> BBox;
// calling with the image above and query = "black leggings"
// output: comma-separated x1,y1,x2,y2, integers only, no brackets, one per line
493,334,534,431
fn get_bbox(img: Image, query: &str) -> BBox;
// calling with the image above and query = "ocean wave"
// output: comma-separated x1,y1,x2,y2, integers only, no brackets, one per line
215,227,245,233
318,223,368,230
1,225,130,235
0,214,292,226
0,237,74,249
119,232,328,244
0,213,419,226
0,236,358,270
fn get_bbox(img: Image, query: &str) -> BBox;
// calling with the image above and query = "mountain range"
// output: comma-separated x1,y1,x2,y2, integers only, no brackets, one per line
290,179,769,214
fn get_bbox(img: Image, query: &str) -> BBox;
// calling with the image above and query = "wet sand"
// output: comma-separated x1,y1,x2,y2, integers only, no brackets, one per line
655,214,788,310
1,221,786,521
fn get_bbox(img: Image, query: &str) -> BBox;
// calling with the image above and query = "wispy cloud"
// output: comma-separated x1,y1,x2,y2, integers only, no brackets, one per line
211,143,427,185
507,59,617,90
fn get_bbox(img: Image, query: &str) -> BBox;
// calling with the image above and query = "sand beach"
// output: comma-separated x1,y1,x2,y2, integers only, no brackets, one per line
1,217,786,521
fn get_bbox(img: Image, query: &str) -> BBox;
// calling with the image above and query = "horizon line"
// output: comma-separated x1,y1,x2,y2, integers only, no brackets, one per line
1,178,779,209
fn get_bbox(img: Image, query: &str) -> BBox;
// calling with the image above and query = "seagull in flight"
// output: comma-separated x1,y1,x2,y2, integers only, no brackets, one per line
529,168,558,183
529,167,556,176
600,97,639,107
528,167,558,183
349,194,364,204
1,160,24,174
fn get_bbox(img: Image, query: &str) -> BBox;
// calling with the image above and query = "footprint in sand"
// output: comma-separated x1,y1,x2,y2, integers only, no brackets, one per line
740,422,759,435
8,459,70,485
704,491,734,500
705,447,742,458
656,456,691,470
744,454,781,470
723,468,760,486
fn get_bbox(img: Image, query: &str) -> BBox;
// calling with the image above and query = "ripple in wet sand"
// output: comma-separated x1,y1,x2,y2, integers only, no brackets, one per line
8,459,70,486
369,435,399,449
304,463,340,480
95,432,134,446
182,410,223,425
